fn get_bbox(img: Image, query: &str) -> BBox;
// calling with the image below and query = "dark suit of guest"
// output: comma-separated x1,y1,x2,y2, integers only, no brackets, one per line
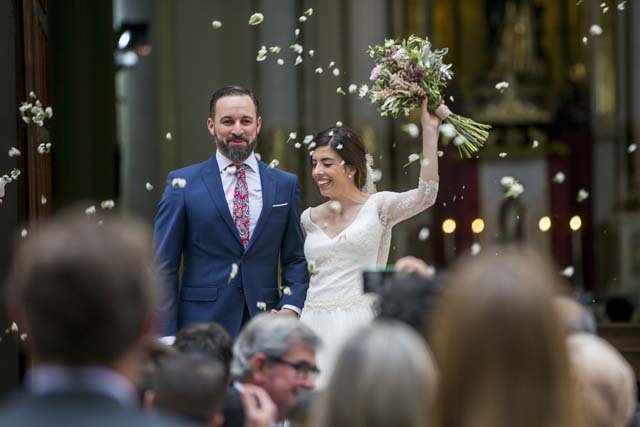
153,151,309,338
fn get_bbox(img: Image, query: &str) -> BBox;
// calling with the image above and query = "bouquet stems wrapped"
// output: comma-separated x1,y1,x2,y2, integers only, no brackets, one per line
367,35,491,158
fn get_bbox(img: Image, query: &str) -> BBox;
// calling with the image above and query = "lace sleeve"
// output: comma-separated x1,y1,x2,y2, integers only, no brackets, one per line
377,178,438,228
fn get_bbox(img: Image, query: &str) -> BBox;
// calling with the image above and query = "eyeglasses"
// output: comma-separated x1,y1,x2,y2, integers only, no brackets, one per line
268,356,320,379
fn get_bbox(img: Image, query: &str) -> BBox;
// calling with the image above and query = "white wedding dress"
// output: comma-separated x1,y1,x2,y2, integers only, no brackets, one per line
300,178,438,387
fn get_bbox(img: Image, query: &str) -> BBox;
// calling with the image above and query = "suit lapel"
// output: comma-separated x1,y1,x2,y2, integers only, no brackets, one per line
246,161,276,252
202,155,243,246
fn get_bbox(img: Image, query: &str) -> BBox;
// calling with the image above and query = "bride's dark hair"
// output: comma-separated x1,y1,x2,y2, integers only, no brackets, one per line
313,127,368,190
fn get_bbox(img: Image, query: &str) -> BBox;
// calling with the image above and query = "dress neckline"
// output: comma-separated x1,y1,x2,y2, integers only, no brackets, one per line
306,196,374,241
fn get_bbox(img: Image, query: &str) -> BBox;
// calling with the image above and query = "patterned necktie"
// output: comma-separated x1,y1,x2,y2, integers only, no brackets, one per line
232,164,251,247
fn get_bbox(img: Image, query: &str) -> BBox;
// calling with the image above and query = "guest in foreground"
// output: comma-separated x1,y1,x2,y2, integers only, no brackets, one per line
429,247,588,427
174,321,233,382
225,314,320,426
312,320,436,427
567,333,637,427
0,209,191,427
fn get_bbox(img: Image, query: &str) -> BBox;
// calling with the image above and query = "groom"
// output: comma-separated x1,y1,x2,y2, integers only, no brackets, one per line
153,86,308,339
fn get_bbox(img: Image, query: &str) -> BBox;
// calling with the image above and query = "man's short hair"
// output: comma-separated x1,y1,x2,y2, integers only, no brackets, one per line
230,314,320,380
209,86,260,118
174,322,233,377
152,353,227,424
5,208,157,365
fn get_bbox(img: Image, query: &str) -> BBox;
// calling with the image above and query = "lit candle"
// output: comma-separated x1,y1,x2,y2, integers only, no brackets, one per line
569,215,583,290
442,218,456,264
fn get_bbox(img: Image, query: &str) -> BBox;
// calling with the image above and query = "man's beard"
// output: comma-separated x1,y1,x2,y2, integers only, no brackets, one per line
215,134,257,163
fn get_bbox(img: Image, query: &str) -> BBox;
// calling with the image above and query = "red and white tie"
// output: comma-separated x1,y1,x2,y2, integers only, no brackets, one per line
233,164,251,247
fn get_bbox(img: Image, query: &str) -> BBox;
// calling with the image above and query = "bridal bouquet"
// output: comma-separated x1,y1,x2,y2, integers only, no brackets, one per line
367,35,491,157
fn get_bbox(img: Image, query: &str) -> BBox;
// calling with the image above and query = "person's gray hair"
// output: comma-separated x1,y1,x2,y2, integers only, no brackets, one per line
230,314,320,380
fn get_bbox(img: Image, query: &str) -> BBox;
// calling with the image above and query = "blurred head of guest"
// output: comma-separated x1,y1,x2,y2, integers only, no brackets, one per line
2,208,187,426
6,209,157,378
149,353,227,427
429,247,586,427
174,322,233,381
553,296,597,336
230,314,320,422
314,321,437,427
567,333,637,427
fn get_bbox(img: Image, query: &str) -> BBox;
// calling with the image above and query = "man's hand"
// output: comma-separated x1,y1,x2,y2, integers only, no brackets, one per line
240,384,277,427
270,308,298,317
395,256,435,278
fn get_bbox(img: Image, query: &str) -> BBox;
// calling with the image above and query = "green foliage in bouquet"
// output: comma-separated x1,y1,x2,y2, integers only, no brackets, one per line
367,35,491,158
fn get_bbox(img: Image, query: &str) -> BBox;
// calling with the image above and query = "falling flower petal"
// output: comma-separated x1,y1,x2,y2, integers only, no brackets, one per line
85,205,96,215
29,91,36,99
577,189,589,202
248,13,264,25
172,178,187,188
268,159,279,168
453,135,467,147
287,132,297,141
328,61,335,69
504,182,524,199
407,153,420,164
561,266,575,278
501,176,515,186
495,81,509,93
552,172,566,183
471,243,481,255
449,96,455,102
304,8,313,16
45,107,53,118
283,286,292,296
401,123,419,138
294,143,301,149
332,68,340,77
294,55,303,66
256,46,268,62
336,87,346,95
308,50,315,57
336,144,343,150
40,195,47,205
165,132,172,140
618,1,626,11
289,43,303,54
315,67,323,74
8,147,21,157
228,263,238,284
20,228,27,238
269,46,281,53
303,135,313,144
20,333,27,341
348,84,358,94
299,15,307,22
532,140,539,148
336,121,343,127
498,152,508,158
437,150,444,157
627,143,637,153
211,20,222,29
440,123,457,140
589,24,603,36
145,182,154,191
358,84,369,98
277,58,284,65
582,36,588,45
256,301,267,311
418,227,430,241
100,199,115,209
294,28,300,38
225,165,237,175
371,169,383,182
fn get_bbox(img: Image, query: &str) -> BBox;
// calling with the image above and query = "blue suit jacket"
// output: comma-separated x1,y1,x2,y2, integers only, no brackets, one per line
153,154,309,338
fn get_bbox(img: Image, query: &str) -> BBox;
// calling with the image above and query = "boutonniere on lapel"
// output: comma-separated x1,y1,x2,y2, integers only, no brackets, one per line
171,178,187,188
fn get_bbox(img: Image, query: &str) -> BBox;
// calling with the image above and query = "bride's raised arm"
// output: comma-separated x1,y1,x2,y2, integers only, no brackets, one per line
377,97,440,228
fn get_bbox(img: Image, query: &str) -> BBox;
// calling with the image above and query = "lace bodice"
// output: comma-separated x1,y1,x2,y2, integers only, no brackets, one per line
301,178,438,310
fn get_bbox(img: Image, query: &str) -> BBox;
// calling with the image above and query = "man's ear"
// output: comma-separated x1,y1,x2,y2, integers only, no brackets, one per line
250,352,269,385
207,116,216,137
256,116,262,135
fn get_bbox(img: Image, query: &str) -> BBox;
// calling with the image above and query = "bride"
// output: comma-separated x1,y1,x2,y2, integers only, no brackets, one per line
300,98,440,385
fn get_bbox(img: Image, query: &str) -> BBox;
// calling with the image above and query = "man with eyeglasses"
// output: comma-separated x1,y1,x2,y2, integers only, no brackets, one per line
224,314,320,426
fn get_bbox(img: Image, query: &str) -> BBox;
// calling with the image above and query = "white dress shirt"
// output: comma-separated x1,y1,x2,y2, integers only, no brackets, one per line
216,150,263,235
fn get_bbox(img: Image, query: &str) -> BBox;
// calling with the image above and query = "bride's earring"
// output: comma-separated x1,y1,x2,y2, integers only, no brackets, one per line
348,174,353,179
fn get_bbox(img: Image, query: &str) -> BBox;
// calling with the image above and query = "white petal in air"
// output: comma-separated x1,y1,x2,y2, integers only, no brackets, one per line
582,36,588,45
100,199,115,209
501,176,515,186
401,123,419,138
618,1,626,11
40,195,47,205
589,24,603,36
10,322,18,332
165,132,172,140
294,55,303,66
294,28,300,38
336,87,346,95
348,84,358,94
332,68,340,77
172,178,187,188
20,228,28,238
532,139,539,148
287,132,297,141
407,153,420,164
85,205,96,215
453,135,467,147
269,46,281,53
440,123,457,139
283,286,292,295
471,243,481,255
552,172,566,183
211,20,222,29
627,143,637,153
289,43,303,54
248,13,264,25
498,152,508,158
8,147,21,157
304,8,313,16
256,46,268,62
495,81,510,93
299,15,307,22
336,121,343,127
315,67,323,74
45,107,53,118
371,169,383,182
577,189,589,202
277,58,284,65
308,50,314,57
268,159,279,168
358,84,369,98
294,143,301,149
256,301,267,311
561,266,575,278
145,182,154,191
228,263,238,284
418,227,430,241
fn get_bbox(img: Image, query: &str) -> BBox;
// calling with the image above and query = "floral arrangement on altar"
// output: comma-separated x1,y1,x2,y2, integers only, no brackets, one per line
367,35,491,158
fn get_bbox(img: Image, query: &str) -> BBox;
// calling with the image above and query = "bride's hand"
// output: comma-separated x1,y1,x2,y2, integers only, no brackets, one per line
421,96,442,136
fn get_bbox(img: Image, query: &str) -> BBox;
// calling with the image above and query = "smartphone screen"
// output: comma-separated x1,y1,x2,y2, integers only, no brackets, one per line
362,267,410,294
